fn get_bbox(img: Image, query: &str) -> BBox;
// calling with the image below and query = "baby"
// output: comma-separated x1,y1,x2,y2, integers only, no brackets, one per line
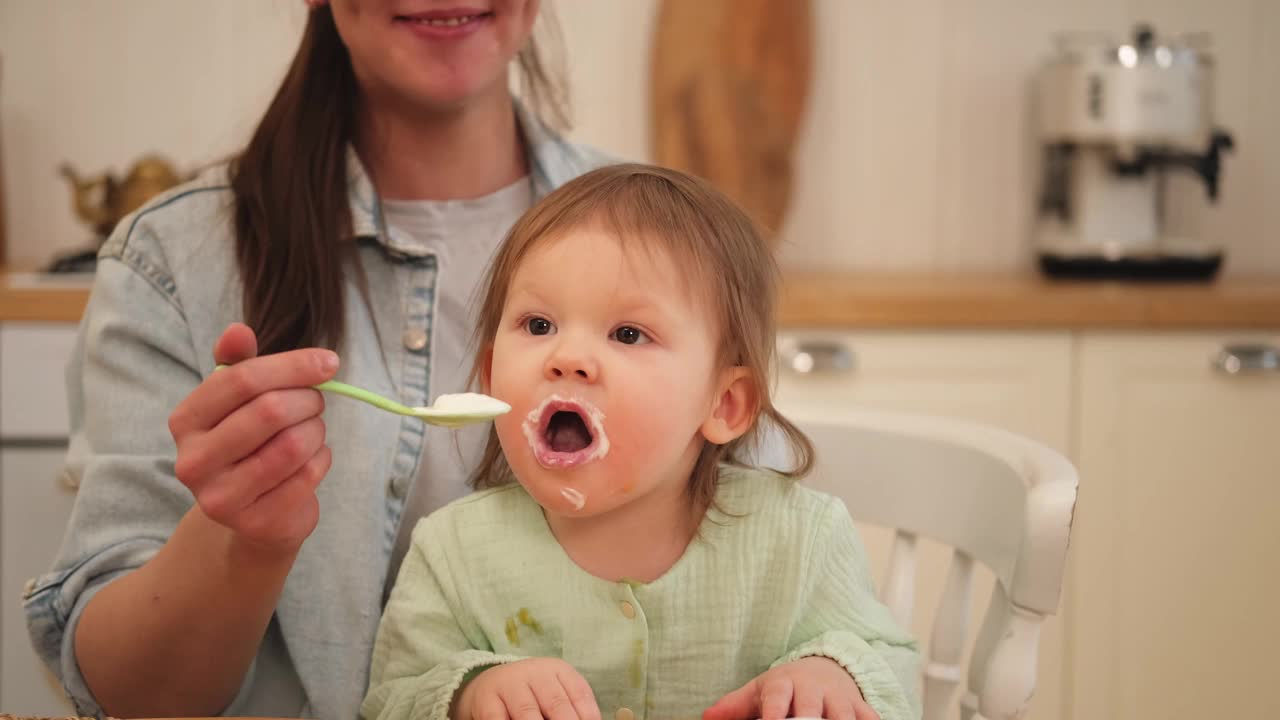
362,164,920,720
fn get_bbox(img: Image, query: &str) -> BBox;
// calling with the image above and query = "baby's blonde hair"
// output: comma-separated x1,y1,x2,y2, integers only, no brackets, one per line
469,163,812,511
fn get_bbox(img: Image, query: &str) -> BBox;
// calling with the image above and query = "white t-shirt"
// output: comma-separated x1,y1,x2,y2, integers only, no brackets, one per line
379,176,535,593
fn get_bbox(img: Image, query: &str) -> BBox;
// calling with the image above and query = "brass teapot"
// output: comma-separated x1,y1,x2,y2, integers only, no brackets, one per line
60,155,185,238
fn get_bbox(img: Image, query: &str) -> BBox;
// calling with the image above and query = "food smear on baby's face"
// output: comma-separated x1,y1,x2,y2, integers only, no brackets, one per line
560,486,586,510
521,394,610,470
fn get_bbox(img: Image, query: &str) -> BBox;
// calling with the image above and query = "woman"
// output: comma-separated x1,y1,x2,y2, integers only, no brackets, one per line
22,2,611,719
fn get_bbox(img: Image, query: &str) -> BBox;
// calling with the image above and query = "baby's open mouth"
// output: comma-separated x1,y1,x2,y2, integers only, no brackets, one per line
523,395,610,470
546,409,593,452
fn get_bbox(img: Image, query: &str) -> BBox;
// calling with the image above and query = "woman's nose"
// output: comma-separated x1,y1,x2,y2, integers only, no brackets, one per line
544,343,599,382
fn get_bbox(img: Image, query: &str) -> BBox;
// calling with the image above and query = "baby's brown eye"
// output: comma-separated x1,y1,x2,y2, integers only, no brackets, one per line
613,326,648,345
528,318,554,335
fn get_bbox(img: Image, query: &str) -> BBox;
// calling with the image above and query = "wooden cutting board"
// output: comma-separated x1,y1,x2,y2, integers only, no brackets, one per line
650,0,812,241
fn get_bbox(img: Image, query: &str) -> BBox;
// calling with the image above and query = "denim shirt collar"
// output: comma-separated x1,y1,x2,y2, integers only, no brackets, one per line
346,99,567,257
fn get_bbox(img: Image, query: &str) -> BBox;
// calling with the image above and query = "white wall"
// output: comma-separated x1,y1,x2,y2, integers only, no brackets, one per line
777,0,1280,275
0,1,303,268
2,0,1277,275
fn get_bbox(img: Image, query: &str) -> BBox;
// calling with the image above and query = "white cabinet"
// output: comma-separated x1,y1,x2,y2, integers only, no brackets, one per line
0,323,77,439
1,322,78,715
777,328,1280,720
1069,332,1280,720
0,447,77,716
775,331,1073,453
775,330,1073,720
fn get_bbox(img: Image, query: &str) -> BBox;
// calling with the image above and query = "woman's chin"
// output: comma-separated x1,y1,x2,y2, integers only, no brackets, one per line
400,67,507,112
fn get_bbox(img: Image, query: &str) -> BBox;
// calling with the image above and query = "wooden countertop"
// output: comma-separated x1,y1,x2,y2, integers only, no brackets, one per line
778,272,1280,329
0,269,93,323
3,269,1280,329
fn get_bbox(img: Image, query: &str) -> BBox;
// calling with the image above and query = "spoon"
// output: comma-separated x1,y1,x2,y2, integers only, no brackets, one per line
315,380,510,428
213,365,510,428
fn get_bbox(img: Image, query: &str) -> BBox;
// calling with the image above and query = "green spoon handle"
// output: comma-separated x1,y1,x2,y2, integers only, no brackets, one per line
213,364,414,416
313,379,414,415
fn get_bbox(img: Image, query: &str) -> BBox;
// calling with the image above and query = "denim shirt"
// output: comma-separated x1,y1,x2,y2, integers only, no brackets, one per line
22,102,613,720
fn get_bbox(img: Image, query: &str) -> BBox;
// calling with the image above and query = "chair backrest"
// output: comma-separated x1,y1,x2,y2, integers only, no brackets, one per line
788,408,1078,720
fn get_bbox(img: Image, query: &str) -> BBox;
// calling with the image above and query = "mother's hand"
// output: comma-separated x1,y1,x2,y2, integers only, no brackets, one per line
168,322,338,552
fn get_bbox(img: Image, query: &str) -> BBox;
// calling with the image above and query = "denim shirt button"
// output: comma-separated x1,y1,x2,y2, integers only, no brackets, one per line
388,476,407,499
402,327,428,352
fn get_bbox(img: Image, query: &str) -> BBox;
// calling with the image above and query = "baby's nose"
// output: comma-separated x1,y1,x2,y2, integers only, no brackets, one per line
544,345,599,382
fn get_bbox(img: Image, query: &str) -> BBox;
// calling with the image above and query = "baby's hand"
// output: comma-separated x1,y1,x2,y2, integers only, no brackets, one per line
703,657,879,720
453,658,601,720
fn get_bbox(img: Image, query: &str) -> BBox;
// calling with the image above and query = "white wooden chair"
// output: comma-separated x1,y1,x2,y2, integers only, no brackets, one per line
787,408,1078,720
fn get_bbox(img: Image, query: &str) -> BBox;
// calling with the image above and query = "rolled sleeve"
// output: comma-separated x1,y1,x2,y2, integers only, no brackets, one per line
21,245,206,715
772,631,919,720
362,648,525,720
24,541,159,716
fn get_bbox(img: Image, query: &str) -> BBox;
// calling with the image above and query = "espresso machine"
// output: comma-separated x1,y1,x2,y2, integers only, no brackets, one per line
1033,25,1234,280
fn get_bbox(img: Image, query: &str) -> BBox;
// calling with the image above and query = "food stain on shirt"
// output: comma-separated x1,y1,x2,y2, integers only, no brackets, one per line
517,607,544,635
630,638,645,689
504,607,545,646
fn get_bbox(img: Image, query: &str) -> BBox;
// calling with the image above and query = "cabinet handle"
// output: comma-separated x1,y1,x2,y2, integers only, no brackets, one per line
1212,344,1280,375
780,340,856,375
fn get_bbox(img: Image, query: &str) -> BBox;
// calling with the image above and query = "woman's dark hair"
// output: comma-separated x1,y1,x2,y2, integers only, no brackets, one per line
230,6,569,354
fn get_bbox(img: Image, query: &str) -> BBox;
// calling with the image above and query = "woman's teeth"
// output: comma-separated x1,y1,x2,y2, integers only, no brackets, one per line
410,15,482,26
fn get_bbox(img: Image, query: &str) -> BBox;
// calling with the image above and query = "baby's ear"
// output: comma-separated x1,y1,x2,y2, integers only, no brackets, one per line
700,367,758,445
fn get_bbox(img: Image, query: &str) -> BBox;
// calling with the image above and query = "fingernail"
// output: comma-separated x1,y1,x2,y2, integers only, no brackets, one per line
319,350,340,373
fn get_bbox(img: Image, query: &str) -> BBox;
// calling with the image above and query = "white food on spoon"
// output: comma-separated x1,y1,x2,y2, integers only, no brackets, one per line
416,392,510,416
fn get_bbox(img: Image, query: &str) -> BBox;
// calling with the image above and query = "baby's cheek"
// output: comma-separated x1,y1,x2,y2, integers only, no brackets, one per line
606,406,663,453
605,409,683,465
493,413,529,456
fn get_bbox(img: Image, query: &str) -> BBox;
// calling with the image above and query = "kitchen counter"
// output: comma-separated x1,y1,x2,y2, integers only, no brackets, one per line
3,268,1280,328
0,269,93,323
778,271,1280,329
